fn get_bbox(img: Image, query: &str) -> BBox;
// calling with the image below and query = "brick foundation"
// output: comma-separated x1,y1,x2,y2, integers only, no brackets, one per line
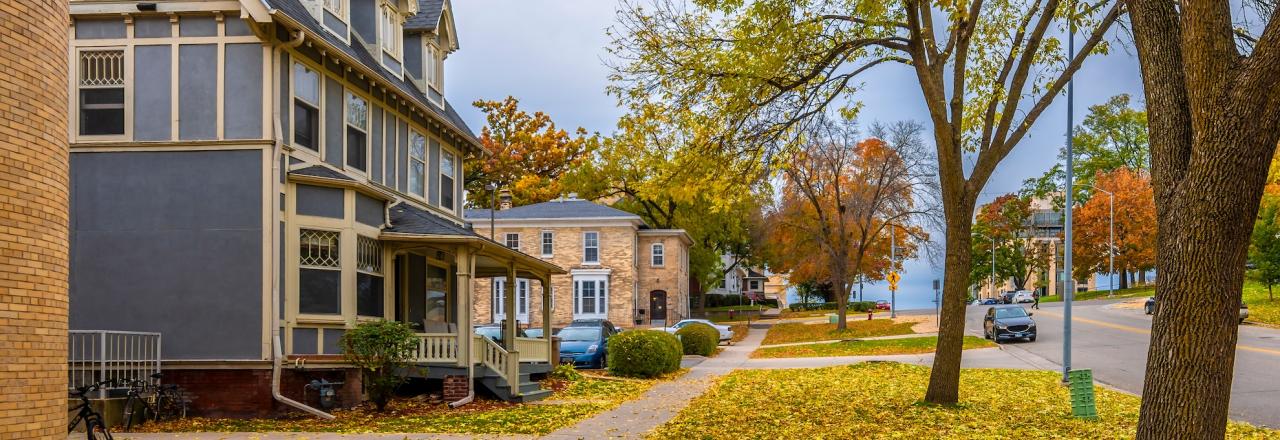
163,368,363,418
442,375,469,401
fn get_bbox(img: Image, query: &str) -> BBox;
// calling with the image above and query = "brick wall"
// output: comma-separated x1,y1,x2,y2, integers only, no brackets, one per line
637,234,690,324
163,367,362,418
473,225,640,327
442,375,468,401
0,0,71,438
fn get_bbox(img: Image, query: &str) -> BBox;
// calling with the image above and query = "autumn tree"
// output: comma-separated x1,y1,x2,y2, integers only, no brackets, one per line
1023,94,1150,207
969,194,1049,293
465,96,597,207
1126,0,1280,436
611,0,1121,403
1249,199,1280,302
1072,168,1156,289
763,119,932,329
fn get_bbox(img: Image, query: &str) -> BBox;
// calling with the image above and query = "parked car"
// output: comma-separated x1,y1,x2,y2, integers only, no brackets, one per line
525,328,544,339
980,298,999,305
558,319,620,369
474,323,527,344
874,300,891,311
983,305,1037,343
1011,291,1036,304
999,291,1018,304
663,319,734,344
1145,297,1250,324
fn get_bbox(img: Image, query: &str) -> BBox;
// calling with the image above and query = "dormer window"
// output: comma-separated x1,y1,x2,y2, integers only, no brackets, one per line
378,2,403,71
426,43,442,91
323,0,346,18
321,0,349,41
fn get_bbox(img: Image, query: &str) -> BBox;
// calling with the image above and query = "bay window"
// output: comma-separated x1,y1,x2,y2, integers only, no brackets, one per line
573,277,608,319
355,236,383,317
299,229,341,315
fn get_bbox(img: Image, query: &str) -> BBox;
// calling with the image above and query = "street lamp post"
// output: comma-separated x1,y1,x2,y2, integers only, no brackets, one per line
990,235,996,299
1062,2,1077,384
890,225,897,319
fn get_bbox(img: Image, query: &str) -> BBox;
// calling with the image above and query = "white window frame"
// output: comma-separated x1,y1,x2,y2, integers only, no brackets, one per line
355,235,383,317
407,130,426,197
505,233,520,251
321,0,350,42
425,42,442,90
582,231,600,264
540,231,554,258
75,47,130,142
378,2,403,68
750,280,761,291
290,61,323,158
572,276,608,319
651,243,665,267
344,90,369,174
493,278,530,323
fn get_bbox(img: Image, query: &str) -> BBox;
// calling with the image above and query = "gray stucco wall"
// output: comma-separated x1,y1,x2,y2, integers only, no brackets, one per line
355,193,383,227
134,17,171,38
134,45,171,141
371,107,383,185
428,139,440,206
225,18,252,36
75,18,125,39
69,150,263,360
404,34,422,80
179,44,218,140
279,52,291,144
293,328,318,354
295,184,344,219
324,77,343,168
224,43,263,139
179,16,217,37
323,329,345,355
396,119,407,191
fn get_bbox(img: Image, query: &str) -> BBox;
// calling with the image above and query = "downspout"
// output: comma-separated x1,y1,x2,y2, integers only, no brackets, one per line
448,243,480,408
269,26,333,419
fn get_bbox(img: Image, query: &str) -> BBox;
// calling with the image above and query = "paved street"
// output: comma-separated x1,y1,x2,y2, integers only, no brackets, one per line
964,300,1280,428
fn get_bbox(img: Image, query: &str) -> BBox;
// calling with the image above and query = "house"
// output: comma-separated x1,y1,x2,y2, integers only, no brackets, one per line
66,0,565,416
763,273,790,308
707,254,769,302
467,196,692,328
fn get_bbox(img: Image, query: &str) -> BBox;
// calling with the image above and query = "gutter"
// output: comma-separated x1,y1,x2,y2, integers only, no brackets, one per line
269,27,333,420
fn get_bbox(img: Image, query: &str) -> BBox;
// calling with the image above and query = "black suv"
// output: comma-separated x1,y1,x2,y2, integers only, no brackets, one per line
983,305,1037,342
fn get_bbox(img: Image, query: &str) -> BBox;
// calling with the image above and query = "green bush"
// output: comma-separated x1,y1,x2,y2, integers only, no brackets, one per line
676,323,720,356
340,320,419,411
606,330,682,378
549,363,583,381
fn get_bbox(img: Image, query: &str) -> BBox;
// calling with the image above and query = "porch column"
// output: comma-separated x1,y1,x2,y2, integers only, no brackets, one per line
504,262,518,351
540,275,553,363
454,246,473,368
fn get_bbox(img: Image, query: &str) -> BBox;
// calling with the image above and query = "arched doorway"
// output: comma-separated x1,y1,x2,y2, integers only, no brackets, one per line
649,290,668,327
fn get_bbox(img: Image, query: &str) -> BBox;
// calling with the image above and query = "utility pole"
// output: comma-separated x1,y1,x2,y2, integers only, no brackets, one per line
1062,0,1077,384
890,225,897,319
990,236,996,299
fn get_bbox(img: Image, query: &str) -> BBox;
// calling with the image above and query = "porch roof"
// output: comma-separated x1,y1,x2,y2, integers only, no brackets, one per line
382,202,566,277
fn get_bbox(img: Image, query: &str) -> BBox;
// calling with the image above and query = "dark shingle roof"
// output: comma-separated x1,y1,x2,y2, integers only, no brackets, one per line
386,202,477,237
746,269,768,279
466,200,643,221
262,0,475,140
290,164,355,181
405,0,446,31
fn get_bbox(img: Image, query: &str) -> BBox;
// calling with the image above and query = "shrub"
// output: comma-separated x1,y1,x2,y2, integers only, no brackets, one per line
340,320,419,411
549,363,583,381
606,330,682,378
676,323,720,356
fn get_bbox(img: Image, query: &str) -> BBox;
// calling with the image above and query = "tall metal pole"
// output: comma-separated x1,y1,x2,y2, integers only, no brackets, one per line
991,236,996,299
890,225,897,318
1107,190,1114,297
1063,1,1076,383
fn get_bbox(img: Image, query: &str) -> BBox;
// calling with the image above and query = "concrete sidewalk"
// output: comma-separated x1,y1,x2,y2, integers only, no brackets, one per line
741,346,1058,370
542,324,770,440
756,332,940,349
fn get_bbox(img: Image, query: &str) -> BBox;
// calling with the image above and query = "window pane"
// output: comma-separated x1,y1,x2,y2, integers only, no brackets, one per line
441,152,455,175
79,88,124,135
293,63,319,104
585,247,598,263
299,229,340,268
293,102,318,151
346,92,367,128
425,265,448,324
409,161,424,196
581,281,596,314
356,273,383,317
410,133,425,159
346,127,366,171
299,268,340,314
441,176,454,210
542,232,553,255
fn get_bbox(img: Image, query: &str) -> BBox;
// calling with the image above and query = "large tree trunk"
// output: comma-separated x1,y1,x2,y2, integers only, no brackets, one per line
1119,268,1130,290
833,263,849,330
925,195,976,404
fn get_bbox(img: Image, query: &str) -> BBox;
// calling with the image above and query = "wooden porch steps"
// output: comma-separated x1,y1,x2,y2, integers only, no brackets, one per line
476,363,553,403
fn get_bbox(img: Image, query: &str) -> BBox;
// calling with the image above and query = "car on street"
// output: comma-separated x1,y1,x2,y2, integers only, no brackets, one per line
983,305,1037,343
663,319,734,344
875,300,891,311
1145,297,1250,324
475,323,527,344
558,319,621,369
1012,291,1036,304
525,328,544,338
980,298,999,305
999,291,1018,304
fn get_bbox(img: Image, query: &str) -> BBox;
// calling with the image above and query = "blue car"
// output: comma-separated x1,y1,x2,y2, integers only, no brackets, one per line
557,319,619,369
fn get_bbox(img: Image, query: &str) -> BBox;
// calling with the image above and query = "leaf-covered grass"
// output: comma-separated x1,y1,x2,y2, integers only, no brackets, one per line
761,319,916,345
139,373,674,435
704,305,768,312
648,363,1279,440
1039,285,1155,303
728,323,749,344
752,336,994,359
1243,280,1280,326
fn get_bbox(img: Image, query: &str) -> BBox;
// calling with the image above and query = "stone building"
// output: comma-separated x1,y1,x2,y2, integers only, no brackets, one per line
468,197,692,328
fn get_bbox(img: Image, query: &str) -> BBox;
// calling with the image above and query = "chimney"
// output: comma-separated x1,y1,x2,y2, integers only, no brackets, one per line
499,189,513,210
567,193,579,201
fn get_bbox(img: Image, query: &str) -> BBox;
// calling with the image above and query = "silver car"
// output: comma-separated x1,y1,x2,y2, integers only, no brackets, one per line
662,319,734,344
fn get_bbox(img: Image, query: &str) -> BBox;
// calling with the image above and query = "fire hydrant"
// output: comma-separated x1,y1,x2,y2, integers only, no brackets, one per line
867,310,873,320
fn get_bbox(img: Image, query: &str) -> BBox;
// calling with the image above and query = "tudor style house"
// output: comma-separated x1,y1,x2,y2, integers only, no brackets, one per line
467,197,693,329
67,0,564,415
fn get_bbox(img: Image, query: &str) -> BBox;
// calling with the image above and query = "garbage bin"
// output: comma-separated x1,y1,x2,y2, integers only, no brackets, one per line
828,314,838,324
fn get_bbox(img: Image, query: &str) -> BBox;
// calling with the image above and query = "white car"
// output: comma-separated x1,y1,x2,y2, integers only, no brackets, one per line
1011,291,1036,304
663,319,734,344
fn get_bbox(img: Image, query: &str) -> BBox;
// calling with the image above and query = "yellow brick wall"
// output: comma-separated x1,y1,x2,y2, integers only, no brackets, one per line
0,0,71,438
473,225,641,328
636,234,690,324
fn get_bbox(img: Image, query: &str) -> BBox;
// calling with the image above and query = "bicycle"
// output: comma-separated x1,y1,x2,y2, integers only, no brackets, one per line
121,373,188,431
68,379,114,440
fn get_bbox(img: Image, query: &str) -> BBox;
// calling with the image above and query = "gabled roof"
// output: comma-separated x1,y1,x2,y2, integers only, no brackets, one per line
405,0,446,31
289,164,356,182
386,201,477,237
261,0,476,145
466,200,643,221
745,269,768,279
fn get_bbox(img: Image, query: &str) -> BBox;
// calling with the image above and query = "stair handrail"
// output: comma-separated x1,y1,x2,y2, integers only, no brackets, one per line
474,335,509,382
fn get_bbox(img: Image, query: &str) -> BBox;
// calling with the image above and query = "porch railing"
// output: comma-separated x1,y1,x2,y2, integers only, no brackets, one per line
412,333,458,363
474,335,510,383
514,337,549,363
68,330,161,393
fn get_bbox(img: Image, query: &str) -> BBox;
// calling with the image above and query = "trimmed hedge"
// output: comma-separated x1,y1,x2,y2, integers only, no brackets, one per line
788,301,876,312
676,323,720,356
606,330,682,378
703,294,780,309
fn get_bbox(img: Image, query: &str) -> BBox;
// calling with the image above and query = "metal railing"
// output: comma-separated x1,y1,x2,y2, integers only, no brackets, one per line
68,330,161,394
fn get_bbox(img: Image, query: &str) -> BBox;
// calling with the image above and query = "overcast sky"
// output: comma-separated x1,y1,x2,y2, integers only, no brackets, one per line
445,1,1146,309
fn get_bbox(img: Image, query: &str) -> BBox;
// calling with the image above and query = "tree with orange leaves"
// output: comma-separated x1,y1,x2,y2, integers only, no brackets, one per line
1074,168,1156,289
465,96,598,207
762,120,935,329
970,194,1050,294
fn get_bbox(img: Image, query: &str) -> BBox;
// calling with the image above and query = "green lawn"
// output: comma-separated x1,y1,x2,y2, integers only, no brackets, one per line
1039,285,1155,303
761,319,916,345
649,363,1279,439
752,335,994,359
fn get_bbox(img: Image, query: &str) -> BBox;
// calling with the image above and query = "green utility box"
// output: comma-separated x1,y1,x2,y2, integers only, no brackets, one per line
1068,369,1098,420
829,314,838,324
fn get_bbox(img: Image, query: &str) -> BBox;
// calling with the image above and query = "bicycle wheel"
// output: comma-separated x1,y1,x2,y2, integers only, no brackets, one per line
85,418,113,440
121,394,139,431
157,388,187,421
